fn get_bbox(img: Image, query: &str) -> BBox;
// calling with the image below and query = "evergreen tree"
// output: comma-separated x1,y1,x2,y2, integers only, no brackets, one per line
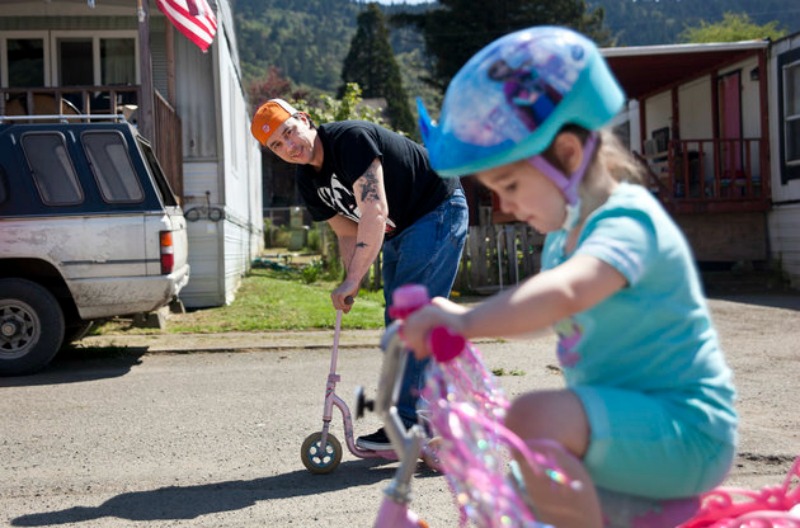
391,0,610,93
341,2,416,136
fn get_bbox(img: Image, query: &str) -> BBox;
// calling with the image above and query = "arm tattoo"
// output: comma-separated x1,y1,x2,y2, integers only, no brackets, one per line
356,242,368,249
358,167,381,202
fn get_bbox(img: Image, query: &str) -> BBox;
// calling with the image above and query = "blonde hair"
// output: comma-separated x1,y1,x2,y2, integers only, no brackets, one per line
542,125,645,185
597,127,645,185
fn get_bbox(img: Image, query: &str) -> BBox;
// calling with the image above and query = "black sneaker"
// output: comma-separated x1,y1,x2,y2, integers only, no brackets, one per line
356,427,392,451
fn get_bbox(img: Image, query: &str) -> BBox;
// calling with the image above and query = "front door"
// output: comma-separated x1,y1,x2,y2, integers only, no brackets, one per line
718,71,743,180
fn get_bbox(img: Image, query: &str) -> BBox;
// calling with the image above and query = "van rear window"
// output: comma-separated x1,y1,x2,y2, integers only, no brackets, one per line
22,133,83,206
83,131,144,203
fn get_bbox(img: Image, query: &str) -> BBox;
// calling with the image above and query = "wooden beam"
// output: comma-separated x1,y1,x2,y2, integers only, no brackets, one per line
165,20,176,106
137,0,155,142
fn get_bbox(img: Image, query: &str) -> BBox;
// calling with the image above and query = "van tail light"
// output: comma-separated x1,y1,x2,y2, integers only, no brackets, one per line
160,231,175,275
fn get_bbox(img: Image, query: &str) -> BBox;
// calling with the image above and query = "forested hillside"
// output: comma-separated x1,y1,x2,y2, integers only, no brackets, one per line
592,0,797,45
232,0,800,95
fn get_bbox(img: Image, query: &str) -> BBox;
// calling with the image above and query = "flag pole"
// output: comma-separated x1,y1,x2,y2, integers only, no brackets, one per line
137,0,155,143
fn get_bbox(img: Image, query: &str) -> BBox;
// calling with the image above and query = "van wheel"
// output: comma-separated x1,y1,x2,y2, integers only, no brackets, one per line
63,321,95,345
0,279,65,376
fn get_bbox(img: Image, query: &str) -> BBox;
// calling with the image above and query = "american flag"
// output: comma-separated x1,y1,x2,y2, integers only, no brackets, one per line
156,0,218,52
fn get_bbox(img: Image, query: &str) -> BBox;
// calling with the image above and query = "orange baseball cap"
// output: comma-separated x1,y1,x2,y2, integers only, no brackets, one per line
251,98,298,146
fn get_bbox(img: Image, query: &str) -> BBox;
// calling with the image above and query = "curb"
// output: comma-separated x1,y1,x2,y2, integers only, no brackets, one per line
76,330,385,354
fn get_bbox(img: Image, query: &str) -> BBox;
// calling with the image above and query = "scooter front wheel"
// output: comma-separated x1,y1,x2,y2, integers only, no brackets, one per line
301,431,343,474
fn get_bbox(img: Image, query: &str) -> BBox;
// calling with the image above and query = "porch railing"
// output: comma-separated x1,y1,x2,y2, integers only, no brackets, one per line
639,137,771,213
0,85,140,117
153,91,183,201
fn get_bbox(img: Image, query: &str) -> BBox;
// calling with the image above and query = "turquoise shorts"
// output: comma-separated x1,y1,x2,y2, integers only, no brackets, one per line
573,385,735,499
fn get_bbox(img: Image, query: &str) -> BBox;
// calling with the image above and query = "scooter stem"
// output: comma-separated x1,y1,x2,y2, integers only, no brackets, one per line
329,310,343,375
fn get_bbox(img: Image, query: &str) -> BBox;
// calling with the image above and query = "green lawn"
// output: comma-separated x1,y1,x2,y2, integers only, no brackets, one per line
94,267,387,335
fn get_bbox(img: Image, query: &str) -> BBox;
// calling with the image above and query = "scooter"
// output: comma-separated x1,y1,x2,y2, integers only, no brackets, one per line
300,304,397,474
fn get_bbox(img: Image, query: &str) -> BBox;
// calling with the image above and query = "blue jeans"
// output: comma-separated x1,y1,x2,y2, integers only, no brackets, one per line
382,189,468,427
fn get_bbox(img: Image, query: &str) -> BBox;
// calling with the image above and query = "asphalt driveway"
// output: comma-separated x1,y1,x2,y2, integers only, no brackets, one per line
1,293,798,527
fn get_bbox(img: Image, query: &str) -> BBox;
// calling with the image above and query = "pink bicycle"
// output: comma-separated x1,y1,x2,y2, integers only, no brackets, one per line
367,284,800,528
367,284,576,528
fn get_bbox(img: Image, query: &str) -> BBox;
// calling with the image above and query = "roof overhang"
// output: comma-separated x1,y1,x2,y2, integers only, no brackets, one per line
601,40,770,100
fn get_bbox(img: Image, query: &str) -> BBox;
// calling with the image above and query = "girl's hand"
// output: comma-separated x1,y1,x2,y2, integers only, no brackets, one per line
402,297,467,359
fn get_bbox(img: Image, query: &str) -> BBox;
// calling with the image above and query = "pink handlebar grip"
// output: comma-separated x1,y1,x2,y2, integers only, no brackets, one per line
428,326,466,363
389,284,466,362
388,284,431,320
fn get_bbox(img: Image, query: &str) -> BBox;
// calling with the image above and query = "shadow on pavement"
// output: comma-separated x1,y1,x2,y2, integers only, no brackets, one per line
0,347,147,387
709,292,800,311
10,459,412,526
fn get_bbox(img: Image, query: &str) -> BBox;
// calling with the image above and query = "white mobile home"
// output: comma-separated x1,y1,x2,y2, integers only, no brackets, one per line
0,0,264,307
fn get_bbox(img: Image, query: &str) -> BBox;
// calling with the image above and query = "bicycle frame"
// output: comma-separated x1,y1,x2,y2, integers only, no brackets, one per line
371,324,429,528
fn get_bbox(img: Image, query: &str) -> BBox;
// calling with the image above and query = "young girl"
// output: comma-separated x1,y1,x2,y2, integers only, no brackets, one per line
403,26,738,528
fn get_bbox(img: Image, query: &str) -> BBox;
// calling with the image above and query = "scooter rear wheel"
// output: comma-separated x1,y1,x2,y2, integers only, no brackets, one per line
301,431,343,474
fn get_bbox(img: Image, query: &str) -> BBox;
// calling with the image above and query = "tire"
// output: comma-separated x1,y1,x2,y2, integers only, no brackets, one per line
0,278,65,376
63,321,95,345
300,431,343,474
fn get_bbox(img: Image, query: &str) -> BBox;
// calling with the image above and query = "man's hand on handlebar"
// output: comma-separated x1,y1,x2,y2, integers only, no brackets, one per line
332,281,358,312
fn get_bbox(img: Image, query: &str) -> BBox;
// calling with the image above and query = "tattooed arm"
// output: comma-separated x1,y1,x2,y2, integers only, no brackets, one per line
329,157,389,311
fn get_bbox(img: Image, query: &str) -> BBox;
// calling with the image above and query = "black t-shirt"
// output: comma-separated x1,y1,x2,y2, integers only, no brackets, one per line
296,121,461,238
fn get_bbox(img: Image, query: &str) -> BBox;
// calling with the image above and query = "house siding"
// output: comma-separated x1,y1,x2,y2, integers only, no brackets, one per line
768,32,800,288
170,0,263,308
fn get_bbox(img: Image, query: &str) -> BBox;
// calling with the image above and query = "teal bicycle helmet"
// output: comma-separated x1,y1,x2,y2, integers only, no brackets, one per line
419,26,625,181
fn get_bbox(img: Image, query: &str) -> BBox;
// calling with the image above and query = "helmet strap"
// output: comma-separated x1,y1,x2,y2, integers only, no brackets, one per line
528,132,598,230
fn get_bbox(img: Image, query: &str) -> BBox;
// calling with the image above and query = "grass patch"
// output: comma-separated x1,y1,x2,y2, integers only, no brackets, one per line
94,267,387,335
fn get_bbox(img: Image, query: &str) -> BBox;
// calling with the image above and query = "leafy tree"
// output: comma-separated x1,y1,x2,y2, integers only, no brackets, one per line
679,12,787,43
341,3,416,136
247,66,310,112
391,0,611,93
298,82,387,126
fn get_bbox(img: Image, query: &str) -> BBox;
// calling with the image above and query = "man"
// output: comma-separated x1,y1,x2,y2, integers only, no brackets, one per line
251,99,468,450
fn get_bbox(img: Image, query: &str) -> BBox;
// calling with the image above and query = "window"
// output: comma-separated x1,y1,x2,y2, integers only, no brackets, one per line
138,138,178,207
7,38,45,87
58,38,94,87
22,133,83,206
784,61,800,165
779,47,800,182
1,32,49,89
101,39,136,86
55,34,136,111
83,131,144,203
